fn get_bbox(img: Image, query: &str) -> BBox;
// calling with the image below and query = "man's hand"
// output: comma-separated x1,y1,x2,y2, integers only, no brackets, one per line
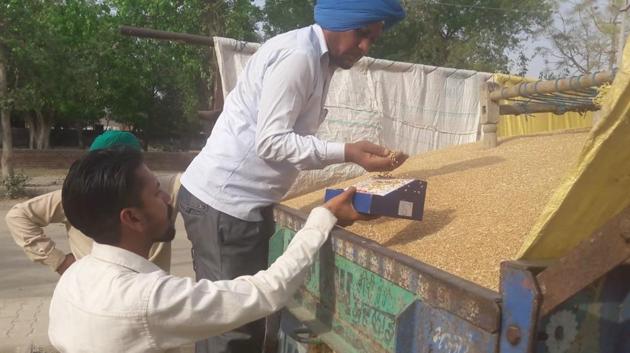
323,187,374,226
345,141,408,172
56,253,76,275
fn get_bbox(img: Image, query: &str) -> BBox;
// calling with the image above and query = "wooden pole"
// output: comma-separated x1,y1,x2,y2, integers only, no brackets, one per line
120,26,214,47
480,82,500,148
198,110,222,121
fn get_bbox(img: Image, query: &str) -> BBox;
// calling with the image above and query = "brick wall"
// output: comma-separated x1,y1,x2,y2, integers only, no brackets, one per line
12,149,197,171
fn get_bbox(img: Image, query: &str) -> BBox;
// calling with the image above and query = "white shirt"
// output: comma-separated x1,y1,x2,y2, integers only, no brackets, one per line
48,207,337,353
181,25,345,221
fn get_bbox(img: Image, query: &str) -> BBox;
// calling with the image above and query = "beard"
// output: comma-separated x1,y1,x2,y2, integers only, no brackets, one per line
332,56,356,70
159,225,176,242
155,205,176,242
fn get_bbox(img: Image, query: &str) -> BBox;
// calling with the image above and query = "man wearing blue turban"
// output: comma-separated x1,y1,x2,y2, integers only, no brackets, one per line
315,0,406,37
179,2,406,353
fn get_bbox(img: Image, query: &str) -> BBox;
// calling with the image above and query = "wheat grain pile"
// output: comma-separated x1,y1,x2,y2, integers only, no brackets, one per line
283,129,589,290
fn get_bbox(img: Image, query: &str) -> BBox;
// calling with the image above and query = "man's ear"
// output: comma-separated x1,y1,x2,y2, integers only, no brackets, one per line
120,208,144,233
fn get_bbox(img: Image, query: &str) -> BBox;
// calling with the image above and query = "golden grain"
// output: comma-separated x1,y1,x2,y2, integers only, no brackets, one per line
283,129,589,290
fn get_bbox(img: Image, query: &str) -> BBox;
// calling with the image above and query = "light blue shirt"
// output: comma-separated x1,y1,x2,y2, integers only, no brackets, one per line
181,25,346,221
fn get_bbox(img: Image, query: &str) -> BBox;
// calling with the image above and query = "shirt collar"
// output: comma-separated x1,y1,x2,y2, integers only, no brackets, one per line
91,242,162,274
312,24,329,58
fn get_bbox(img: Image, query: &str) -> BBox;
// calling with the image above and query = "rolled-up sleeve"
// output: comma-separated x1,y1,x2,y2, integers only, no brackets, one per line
5,190,68,271
147,207,337,348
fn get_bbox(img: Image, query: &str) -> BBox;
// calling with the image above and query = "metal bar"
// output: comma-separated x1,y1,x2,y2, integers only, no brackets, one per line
533,94,595,104
198,109,222,121
119,25,214,46
490,71,614,101
507,92,596,105
529,93,596,103
262,313,282,353
498,261,541,353
536,205,630,317
499,102,599,115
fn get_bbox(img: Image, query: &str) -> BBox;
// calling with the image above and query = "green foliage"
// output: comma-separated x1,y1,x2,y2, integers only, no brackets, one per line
537,0,624,75
262,0,552,73
2,172,30,199
263,0,315,37
370,0,553,72
0,0,553,152
1,0,263,150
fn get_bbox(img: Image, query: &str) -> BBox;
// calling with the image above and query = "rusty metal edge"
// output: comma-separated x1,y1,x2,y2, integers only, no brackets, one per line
274,204,502,333
536,206,630,317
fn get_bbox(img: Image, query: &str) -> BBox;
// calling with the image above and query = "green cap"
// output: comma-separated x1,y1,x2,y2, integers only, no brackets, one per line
89,131,142,151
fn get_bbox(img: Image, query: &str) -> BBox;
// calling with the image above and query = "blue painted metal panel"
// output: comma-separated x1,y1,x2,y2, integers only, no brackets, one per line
499,262,540,353
396,301,497,353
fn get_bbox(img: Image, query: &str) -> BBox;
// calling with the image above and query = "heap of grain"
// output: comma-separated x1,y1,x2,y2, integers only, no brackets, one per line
283,129,589,290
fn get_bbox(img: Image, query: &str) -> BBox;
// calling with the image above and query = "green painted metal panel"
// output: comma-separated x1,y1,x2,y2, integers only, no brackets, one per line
271,227,416,352
271,206,501,353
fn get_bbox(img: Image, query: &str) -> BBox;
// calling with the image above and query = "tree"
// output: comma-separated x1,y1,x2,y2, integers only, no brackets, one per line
1,0,263,153
262,0,314,37
98,0,263,150
370,0,553,72
1,1,108,150
0,0,50,175
0,45,12,178
260,0,552,73
538,0,627,75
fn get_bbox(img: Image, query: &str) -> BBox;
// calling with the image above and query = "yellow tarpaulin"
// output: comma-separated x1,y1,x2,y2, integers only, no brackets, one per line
517,40,630,260
492,73,594,137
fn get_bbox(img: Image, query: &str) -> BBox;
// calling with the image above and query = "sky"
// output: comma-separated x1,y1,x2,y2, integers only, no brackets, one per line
518,0,614,78
509,36,549,79
252,0,613,79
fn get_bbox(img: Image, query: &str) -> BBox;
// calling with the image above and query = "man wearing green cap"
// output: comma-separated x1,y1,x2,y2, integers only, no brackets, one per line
6,131,180,274
88,130,144,151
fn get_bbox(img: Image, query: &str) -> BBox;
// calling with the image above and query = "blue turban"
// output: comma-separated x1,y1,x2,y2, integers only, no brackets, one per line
314,0,405,32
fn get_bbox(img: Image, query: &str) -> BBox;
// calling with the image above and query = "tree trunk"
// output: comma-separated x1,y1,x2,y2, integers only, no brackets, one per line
34,110,52,149
34,111,44,149
76,123,84,149
0,46,13,179
142,134,149,151
24,113,36,149
42,112,52,149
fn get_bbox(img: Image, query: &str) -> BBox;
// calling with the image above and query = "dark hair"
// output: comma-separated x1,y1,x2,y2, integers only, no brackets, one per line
62,147,144,245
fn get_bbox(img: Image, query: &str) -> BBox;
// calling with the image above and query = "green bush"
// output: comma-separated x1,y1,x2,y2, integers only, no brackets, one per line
2,172,30,199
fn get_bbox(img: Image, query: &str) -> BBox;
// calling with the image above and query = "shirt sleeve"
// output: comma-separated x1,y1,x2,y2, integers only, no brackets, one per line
254,49,345,170
146,207,337,348
5,190,68,271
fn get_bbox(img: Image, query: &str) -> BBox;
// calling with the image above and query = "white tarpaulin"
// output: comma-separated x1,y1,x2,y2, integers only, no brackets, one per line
213,36,493,197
